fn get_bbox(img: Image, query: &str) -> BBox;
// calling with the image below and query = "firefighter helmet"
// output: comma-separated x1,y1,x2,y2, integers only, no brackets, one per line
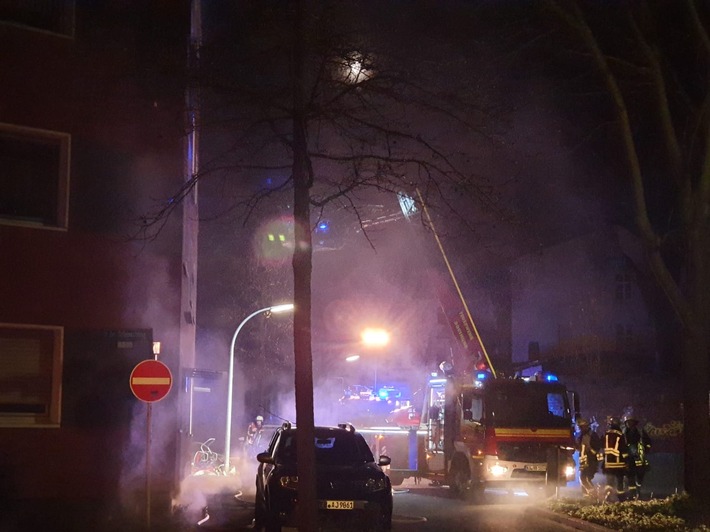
608,416,621,429
576,417,589,428
622,413,638,424
256,415,264,422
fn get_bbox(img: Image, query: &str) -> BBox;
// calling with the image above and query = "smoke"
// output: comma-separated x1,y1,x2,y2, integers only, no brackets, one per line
119,399,182,516
96,246,183,524
171,470,245,525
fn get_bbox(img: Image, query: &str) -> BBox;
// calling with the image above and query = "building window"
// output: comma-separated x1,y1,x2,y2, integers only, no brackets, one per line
0,324,63,427
0,124,70,230
615,273,632,301
0,1,75,37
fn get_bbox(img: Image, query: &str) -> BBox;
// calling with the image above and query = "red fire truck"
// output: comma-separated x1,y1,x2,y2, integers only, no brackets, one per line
356,190,580,498
360,367,579,498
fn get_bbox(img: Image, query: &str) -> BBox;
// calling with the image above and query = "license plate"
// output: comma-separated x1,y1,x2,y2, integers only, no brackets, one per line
326,500,354,510
525,464,546,472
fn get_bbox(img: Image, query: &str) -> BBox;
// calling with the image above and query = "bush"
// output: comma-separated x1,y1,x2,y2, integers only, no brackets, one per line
545,493,710,531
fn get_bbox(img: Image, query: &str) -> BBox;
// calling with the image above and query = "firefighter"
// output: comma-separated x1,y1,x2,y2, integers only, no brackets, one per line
245,415,265,449
575,417,602,497
623,412,651,499
428,401,444,450
602,416,628,502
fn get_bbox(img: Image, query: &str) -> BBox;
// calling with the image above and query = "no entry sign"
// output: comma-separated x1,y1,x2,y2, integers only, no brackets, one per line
130,359,172,403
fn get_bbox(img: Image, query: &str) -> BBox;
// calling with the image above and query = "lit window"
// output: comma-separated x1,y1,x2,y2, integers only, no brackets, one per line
0,324,63,427
0,124,70,229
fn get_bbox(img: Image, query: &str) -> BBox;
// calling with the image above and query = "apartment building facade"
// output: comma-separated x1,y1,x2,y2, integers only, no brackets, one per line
1,2,190,526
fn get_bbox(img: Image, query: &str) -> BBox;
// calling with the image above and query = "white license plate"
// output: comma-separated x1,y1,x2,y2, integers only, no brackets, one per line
525,464,546,472
326,500,354,510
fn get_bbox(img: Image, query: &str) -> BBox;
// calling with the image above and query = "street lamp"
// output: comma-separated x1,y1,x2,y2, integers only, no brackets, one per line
360,328,390,348
224,303,294,472
360,327,390,394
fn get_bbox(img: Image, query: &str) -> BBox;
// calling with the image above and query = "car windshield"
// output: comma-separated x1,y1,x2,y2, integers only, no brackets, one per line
274,430,375,466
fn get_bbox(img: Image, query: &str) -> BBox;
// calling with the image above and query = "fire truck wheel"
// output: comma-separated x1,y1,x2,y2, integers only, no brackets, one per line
448,461,470,499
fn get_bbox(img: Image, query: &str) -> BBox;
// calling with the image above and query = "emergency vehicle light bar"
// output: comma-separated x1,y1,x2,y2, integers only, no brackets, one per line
522,372,559,382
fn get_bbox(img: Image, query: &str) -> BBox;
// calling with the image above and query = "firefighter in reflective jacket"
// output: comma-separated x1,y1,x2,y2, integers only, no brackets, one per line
623,412,651,499
575,418,602,496
602,416,628,501
245,415,264,448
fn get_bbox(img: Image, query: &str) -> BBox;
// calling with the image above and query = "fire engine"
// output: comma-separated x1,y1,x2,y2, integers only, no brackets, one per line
358,366,579,498
354,190,580,498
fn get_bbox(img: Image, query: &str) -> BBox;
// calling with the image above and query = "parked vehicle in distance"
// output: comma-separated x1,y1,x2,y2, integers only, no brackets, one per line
254,422,393,531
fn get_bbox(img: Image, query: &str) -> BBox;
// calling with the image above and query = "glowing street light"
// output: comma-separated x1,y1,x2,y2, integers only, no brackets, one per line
360,327,390,348
359,327,390,394
224,303,294,472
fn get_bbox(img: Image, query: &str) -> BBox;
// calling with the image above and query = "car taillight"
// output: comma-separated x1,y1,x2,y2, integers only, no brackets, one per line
279,476,299,490
365,478,388,492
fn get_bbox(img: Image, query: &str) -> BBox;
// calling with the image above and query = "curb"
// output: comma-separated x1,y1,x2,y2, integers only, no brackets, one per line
525,507,612,531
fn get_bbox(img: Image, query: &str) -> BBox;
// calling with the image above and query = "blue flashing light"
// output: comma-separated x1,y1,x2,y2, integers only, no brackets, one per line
315,220,330,233
377,386,402,400
476,371,489,381
527,372,560,382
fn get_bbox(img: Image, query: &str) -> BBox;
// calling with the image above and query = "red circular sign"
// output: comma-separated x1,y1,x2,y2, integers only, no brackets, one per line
130,359,173,403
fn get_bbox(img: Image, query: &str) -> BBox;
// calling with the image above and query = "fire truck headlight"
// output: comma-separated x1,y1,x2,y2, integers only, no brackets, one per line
564,465,576,480
488,463,508,477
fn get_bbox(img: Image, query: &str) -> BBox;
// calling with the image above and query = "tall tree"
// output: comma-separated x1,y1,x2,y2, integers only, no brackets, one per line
537,0,710,502
141,2,506,526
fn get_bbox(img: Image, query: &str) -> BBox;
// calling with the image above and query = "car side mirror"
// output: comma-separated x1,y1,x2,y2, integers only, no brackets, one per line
378,455,391,467
256,452,274,465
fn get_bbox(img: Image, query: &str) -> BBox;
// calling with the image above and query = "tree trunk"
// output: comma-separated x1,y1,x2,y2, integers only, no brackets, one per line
681,228,710,502
292,1,318,530
550,0,710,502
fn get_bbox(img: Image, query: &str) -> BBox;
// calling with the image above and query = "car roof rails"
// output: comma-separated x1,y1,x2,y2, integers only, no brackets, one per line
337,423,356,432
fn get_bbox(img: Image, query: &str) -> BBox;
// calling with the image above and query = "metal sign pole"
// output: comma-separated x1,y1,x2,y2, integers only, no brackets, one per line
146,402,152,530
129,355,171,530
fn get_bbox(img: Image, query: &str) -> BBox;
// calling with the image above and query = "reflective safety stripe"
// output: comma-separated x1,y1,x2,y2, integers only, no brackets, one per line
494,428,570,438
604,432,627,468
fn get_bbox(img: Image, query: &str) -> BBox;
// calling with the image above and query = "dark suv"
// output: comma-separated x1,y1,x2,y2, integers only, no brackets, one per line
254,422,393,531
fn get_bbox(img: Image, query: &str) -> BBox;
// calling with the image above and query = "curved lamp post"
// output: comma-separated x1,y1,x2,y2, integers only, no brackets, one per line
224,303,294,472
